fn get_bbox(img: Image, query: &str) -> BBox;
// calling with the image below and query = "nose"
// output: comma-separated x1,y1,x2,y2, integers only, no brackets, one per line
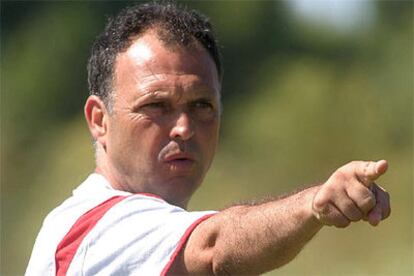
169,112,195,141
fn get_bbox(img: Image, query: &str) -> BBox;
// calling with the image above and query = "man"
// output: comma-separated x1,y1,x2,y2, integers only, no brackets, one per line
26,2,391,275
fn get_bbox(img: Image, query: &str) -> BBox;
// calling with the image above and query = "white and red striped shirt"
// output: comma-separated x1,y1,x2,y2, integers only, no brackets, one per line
25,173,216,275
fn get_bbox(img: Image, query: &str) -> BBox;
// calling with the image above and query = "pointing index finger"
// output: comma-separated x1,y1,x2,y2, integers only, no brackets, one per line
375,160,388,176
355,160,388,186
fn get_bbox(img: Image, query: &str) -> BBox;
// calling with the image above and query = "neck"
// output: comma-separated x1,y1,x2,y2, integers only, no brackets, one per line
94,151,189,209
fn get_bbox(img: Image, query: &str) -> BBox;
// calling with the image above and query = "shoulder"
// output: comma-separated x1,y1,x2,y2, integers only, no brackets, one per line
74,194,216,274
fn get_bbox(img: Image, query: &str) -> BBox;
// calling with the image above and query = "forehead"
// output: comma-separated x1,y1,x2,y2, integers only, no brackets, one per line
114,30,220,98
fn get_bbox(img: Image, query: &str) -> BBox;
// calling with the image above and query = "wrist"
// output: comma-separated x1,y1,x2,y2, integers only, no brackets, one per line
302,185,325,228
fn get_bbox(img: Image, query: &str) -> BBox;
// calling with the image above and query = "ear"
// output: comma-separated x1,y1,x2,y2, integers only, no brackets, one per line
84,95,109,149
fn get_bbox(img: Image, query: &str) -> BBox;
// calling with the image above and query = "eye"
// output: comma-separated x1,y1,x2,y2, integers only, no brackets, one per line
193,100,214,110
143,102,167,109
139,101,171,116
190,100,217,121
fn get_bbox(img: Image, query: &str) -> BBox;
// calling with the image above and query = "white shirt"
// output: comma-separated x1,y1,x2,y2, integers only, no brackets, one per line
25,173,216,275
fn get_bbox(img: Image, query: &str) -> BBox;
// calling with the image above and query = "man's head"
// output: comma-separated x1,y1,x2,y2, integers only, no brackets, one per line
87,2,222,111
84,2,222,208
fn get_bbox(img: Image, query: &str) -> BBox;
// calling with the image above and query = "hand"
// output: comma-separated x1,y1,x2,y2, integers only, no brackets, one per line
312,160,391,228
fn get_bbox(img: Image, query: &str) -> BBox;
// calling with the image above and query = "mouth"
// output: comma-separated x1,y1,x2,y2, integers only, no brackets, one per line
164,152,195,162
163,153,196,171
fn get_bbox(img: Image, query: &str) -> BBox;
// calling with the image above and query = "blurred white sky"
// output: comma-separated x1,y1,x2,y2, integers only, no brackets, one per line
287,0,376,33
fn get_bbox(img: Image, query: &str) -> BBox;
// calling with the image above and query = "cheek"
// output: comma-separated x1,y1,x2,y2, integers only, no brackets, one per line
109,115,159,153
130,120,169,157
198,120,220,151
207,116,220,138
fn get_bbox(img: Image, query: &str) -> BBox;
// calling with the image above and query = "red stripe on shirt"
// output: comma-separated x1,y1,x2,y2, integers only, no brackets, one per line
161,213,216,276
55,195,127,276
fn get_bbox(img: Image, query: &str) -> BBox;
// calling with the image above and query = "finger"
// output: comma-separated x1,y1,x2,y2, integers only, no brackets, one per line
367,184,391,226
346,181,376,215
354,160,388,187
314,202,351,228
334,191,363,222
328,203,352,228
379,189,391,219
367,207,382,226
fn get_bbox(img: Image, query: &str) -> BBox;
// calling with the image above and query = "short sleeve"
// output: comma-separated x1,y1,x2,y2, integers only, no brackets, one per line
67,195,216,275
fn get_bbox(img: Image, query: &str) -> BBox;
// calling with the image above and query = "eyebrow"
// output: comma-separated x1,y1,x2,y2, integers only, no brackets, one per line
143,83,217,96
131,88,217,107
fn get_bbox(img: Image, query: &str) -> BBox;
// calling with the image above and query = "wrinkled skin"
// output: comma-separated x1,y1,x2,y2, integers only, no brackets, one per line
85,29,221,208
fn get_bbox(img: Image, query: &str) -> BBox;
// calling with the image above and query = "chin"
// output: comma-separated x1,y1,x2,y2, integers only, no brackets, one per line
162,177,201,207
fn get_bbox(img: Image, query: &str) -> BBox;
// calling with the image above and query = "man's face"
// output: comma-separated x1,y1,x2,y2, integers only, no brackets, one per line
105,30,221,208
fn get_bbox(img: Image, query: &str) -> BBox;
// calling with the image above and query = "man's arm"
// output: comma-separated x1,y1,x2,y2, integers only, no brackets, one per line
170,160,390,274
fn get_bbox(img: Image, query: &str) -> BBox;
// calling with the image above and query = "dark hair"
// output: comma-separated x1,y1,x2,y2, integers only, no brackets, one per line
87,1,222,109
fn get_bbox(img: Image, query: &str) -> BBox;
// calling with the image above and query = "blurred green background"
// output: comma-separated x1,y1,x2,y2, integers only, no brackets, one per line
1,1,412,275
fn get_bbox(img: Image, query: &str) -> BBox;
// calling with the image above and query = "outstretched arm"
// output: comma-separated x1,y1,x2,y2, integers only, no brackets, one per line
170,160,390,275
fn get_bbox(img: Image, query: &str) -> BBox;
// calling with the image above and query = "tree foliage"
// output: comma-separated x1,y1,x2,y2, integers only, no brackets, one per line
1,1,412,274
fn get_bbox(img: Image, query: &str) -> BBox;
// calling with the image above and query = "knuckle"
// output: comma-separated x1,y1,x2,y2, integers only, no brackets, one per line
313,194,329,211
367,196,376,208
349,161,359,167
363,162,370,174
314,186,336,207
344,206,361,221
361,196,376,212
324,184,337,195
333,171,347,182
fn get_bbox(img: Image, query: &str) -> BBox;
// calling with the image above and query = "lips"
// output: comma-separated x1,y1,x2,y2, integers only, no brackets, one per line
163,152,196,172
164,152,195,163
